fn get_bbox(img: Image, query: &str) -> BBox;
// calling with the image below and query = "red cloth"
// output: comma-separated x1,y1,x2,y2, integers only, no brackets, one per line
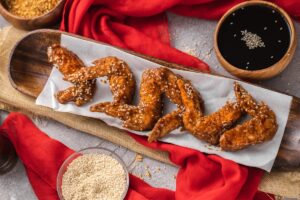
60,0,300,72
1,113,274,200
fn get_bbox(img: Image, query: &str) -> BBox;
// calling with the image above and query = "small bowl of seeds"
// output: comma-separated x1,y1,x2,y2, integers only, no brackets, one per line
214,0,297,80
0,0,65,30
57,147,130,200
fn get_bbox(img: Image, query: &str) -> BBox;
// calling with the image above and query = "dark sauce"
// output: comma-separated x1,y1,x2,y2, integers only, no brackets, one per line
217,4,291,71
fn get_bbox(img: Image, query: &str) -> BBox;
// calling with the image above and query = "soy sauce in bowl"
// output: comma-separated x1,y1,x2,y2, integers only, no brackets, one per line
215,1,296,80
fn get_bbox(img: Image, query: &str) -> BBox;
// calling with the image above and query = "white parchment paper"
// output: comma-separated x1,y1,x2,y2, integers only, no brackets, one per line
36,34,292,171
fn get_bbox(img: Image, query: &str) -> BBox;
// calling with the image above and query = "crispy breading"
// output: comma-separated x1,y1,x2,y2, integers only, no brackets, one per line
147,69,194,141
178,79,242,145
55,50,278,151
91,68,164,131
90,68,194,133
220,83,278,151
64,56,135,104
47,44,96,106
148,109,183,143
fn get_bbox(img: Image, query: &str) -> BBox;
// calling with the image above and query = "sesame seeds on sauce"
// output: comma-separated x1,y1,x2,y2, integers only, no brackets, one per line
241,30,265,50
217,4,291,71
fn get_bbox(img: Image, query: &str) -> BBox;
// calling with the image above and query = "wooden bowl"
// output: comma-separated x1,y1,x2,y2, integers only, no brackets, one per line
0,0,65,30
214,1,297,80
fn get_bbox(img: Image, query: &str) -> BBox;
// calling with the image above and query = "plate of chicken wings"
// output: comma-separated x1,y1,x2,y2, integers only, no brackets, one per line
48,44,278,152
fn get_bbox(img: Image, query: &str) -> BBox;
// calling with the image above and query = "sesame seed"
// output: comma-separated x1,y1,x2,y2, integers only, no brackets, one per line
241,30,265,50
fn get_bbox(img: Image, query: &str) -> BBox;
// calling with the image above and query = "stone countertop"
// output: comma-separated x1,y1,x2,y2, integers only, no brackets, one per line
0,12,299,200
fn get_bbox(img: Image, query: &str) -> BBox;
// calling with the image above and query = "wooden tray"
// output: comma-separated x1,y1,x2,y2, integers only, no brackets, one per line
8,29,300,169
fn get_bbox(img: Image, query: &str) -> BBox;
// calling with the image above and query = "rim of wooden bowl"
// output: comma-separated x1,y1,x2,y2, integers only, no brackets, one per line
0,0,65,22
214,0,297,80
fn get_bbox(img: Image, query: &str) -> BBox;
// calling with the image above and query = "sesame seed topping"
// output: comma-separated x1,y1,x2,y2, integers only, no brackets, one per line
241,30,265,50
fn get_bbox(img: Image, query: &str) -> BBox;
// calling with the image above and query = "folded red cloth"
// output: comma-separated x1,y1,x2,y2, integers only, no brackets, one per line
60,0,300,73
1,113,274,200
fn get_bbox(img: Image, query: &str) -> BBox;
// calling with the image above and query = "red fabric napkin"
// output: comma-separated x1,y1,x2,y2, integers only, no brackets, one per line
60,0,300,73
1,113,274,200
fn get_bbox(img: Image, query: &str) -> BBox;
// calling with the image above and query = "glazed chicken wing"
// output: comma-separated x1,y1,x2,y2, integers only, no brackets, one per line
90,70,162,131
177,79,242,145
50,49,277,151
220,83,278,151
147,69,192,142
90,67,191,134
47,44,96,106
90,68,165,131
64,56,135,104
147,109,183,143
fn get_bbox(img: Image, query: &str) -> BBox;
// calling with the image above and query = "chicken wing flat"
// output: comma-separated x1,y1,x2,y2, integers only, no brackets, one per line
177,79,242,145
47,44,96,106
64,56,135,104
147,109,183,143
147,69,192,142
220,83,278,151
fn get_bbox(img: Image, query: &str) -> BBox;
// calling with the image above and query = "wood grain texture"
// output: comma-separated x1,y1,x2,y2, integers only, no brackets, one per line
214,0,297,80
0,0,65,30
8,30,300,169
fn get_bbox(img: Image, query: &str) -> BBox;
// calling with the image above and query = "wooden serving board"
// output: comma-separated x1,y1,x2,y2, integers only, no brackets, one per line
8,29,300,169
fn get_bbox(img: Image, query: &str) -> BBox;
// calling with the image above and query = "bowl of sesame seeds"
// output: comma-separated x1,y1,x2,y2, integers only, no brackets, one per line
57,147,129,200
0,0,65,30
214,0,297,80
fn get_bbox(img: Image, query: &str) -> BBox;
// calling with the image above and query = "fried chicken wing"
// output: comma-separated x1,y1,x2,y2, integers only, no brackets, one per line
177,79,242,145
47,44,96,106
147,69,192,142
148,109,183,143
64,56,135,104
91,68,165,131
90,67,192,134
50,48,278,151
220,83,278,151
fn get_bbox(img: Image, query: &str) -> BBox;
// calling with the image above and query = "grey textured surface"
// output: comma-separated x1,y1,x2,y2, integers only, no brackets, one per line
0,12,299,200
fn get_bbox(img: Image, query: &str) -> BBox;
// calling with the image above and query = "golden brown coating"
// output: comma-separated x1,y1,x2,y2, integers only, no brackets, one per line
220,83,278,151
47,44,96,106
147,109,183,143
48,44,85,75
64,56,135,104
91,68,165,131
147,69,194,141
90,67,193,133
178,79,242,145
55,82,95,106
